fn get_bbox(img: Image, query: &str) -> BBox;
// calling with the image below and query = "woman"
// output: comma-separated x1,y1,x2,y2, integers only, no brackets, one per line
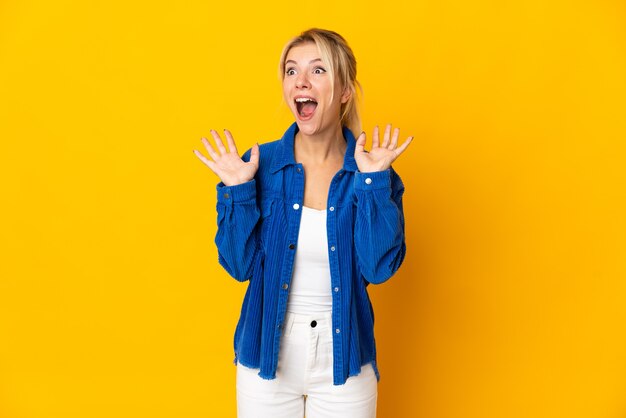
193,28,412,418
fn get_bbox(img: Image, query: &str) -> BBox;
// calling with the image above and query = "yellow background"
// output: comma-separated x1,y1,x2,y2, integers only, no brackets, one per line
1,0,625,417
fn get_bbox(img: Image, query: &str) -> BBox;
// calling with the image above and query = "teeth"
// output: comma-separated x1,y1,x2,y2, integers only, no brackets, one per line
295,97,316,103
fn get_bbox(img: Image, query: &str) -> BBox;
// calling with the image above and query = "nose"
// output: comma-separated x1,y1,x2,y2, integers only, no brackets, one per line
295,72,310,89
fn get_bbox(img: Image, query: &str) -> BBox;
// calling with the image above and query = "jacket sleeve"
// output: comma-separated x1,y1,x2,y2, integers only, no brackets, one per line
353,167,406,284
213,149,261,282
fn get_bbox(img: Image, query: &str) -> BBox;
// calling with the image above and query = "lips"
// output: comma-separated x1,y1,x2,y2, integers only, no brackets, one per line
294,96,318,120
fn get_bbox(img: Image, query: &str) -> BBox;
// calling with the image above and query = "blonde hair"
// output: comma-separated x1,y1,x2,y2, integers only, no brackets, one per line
278,28,363,136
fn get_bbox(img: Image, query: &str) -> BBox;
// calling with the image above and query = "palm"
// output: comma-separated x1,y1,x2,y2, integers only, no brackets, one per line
354,124,413,172
212,153,258,186
193,129,259,186
355,147,397,172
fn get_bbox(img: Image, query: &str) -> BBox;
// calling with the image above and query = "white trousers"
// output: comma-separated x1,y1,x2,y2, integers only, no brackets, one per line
236,311,378,418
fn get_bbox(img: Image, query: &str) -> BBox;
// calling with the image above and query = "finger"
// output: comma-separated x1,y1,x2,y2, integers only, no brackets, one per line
372,125,379,148
249,142,260,167
355,131,366,154
210,129,228,155
394,136,414,157
193,149,219,173
201,137,220,161
389,127,400,149
381,123,392,148
224,129,238,155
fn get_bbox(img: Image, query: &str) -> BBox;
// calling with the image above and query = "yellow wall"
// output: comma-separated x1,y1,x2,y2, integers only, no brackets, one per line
1,0,625,417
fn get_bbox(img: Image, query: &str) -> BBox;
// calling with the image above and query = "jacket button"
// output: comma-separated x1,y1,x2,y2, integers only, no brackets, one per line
223,193,230,199
335,328,340,334
365,178,372,185
289,243,295,250
330,246,336,251
310,320,317,328
334,287,339,292
293,203,300,210
282,283,288,290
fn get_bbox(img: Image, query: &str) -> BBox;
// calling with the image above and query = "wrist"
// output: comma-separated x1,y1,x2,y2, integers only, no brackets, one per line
216,178,257,203
224,177,253,187
354,170,392,191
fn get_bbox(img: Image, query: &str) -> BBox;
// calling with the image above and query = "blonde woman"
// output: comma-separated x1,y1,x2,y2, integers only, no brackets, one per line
194,28,412,418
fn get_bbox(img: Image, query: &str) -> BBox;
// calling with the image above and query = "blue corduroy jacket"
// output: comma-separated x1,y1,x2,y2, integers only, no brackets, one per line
214,122,406,385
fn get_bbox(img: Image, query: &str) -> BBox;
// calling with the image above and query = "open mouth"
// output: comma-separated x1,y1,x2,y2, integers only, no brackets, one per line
295,97,318,119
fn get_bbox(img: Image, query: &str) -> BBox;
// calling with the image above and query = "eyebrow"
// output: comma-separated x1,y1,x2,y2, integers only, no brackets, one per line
285,58,323,65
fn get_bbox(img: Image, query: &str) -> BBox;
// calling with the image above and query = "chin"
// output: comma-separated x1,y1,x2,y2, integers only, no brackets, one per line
293,112,338,137
289,109,314,132
295,120,320,136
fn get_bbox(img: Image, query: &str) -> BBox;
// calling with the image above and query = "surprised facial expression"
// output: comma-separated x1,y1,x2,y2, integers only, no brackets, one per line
282,42,350,136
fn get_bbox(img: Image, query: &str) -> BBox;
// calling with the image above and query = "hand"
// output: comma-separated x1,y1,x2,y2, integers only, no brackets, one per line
354,124,413,172
193,129,259,186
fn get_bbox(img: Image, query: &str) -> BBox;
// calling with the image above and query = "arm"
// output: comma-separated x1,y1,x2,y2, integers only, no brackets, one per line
353,167,406,284
193,129,261,282
214,167,261,282
352,124,412,284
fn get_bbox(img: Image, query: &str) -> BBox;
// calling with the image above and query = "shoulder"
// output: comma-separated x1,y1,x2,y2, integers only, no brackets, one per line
241,138,281,166
241,137,284,195
240,138,283,199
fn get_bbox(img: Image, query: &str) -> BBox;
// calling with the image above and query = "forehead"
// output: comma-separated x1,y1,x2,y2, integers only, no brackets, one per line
285,42,323,64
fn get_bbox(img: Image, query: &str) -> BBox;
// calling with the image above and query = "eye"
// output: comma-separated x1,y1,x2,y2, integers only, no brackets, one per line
285,68,296,76
313,67,326,74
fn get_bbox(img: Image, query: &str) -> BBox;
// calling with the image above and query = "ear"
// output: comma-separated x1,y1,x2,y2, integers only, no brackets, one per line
340,86,352,104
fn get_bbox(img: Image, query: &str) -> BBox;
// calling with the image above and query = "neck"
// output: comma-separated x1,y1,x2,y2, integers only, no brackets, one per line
294,123,347,165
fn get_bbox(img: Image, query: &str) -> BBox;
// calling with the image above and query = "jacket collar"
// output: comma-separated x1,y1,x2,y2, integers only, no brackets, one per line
269,122,359,173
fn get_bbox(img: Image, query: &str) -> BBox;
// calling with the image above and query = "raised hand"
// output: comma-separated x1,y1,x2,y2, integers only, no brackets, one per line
193,129,259,186
354,124,413,172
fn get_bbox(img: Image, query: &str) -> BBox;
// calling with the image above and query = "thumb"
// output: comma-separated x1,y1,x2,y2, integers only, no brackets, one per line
249,142,260,166
354,131,366,154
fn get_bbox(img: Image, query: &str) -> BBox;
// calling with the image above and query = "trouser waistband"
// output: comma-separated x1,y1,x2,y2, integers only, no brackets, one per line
283,310,332,336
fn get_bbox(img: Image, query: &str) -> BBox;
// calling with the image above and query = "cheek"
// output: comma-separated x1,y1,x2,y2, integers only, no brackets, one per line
282,85,292,103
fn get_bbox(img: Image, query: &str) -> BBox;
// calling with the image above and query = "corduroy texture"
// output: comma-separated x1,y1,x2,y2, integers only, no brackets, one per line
214,122,406,385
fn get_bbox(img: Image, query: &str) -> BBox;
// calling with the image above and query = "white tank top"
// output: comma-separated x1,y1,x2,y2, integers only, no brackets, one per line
286,206,333,313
